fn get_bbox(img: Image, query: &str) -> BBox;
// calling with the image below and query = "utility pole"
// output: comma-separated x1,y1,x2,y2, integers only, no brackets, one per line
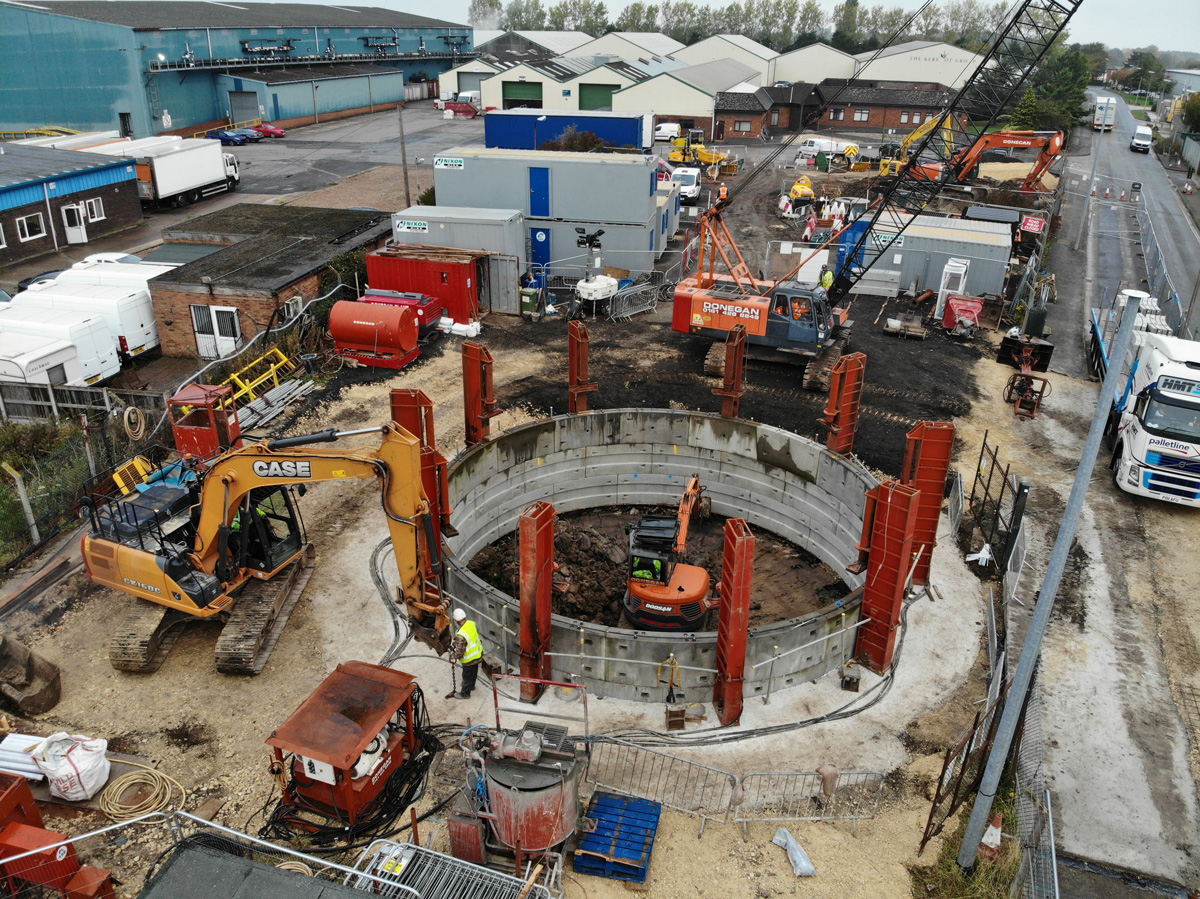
956,294,1143,873
398,100,411,209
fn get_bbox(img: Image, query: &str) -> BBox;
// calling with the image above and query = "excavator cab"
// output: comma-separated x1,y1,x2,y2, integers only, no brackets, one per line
231,486,305,577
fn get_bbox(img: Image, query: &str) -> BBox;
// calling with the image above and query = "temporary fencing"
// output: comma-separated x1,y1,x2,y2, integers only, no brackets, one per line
733,771,885,840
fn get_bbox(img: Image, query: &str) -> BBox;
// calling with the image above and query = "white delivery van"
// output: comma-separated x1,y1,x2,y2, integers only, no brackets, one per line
0,307,121,384
654,122,681,142
56,260,178,288
671,166,702,204
14,282,159,360
0,334,83,386
1130,125,1153,153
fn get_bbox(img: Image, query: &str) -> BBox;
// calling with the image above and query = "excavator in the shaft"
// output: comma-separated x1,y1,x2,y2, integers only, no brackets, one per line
623,474,715,631
81,422,452,674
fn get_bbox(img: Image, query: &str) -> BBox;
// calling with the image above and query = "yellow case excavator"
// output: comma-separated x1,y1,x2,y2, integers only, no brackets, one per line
82,424,451,674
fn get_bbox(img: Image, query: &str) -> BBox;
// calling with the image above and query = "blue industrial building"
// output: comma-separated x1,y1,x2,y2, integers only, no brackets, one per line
0,1,473,138
0,143,141,267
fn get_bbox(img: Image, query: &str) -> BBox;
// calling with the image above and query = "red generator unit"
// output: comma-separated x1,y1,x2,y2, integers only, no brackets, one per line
266,661,424,829
366,248,481,324
329,300,420,370
361,290,445,340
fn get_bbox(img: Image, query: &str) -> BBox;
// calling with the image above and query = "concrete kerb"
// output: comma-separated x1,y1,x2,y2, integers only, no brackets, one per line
442,408,877,704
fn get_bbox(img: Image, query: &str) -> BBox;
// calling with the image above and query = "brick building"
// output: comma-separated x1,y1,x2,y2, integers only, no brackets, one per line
814,80,961,133
149,205,390,358
0,144,142,269
712,83,823,138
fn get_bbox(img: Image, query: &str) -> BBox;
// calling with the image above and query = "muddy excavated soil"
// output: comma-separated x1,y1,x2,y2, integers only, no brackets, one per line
469,508,849,629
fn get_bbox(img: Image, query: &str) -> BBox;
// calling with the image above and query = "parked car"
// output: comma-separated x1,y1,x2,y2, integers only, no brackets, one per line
0,289,11,303
229,128,265,143
17,271,61,292
205,129,247,146
253,122,287,138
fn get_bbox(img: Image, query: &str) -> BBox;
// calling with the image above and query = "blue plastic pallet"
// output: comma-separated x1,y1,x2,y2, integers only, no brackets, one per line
573,791,662,883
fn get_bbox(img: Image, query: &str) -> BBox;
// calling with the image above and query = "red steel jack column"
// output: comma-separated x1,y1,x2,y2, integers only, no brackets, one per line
519,501,556,702
900,421,955,586
568,321,599,413
820,352,867,455
849,481,920,674
462,341,501,446
713,518,755,726
390,388,455,542
712,325,747,418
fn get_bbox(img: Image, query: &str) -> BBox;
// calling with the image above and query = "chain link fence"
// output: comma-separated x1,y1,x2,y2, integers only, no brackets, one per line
1009,666,1059,899
0,394,167,571
1133,208,1185,334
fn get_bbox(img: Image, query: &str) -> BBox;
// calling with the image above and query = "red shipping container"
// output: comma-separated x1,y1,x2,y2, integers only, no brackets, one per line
367,250,481,324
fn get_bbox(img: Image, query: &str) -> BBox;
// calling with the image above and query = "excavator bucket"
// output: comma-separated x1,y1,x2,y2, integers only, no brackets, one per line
0,634,61,715
404,594,453,655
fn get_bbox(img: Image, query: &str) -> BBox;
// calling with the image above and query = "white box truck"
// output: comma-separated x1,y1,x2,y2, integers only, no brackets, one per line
0,308,121,385
14,281,159,360
1092,97,1116,131
89,137,239,208
0,334,83,387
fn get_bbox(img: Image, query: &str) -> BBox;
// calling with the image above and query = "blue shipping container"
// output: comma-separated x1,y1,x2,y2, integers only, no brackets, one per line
485,110,649,151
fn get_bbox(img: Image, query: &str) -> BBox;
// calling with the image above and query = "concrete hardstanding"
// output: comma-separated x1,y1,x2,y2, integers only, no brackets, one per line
433,147,661,226
390,206,525,258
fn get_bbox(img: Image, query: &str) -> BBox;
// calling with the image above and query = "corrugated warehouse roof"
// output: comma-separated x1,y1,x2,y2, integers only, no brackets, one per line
0,143,127,188
854,40,945,61
229,62,409,84
711,34,777,60
22,1,463,30
904,213,1010,247
526,56,600,81
512,30,594,55
611,32,685,56
672,58,760,95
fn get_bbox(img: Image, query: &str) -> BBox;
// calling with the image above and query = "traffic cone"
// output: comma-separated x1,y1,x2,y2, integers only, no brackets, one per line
1104,185,1111,198
1090,182,1097,196
977,813,1004,863
1186,182,1194,195
1134,193,1140,204
1120,189,1126,201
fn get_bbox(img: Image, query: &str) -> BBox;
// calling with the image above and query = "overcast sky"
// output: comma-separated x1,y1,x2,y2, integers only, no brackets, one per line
411,0,1195,55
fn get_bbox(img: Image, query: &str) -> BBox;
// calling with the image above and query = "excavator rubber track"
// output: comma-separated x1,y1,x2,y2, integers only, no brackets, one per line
802,333,851,392
214,547,315,675
109,601,192,673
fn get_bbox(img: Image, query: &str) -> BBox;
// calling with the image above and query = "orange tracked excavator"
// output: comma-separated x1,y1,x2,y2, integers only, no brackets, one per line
623,474,715,631
81,423,451,674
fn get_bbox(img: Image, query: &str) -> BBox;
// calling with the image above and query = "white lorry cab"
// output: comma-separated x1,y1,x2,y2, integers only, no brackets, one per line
1091,290,1200,505
14,281,159,361
0,334,83,386
0,307,121,385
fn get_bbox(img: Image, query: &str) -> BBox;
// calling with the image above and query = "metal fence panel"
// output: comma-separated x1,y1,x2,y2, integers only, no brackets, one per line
1010,667,1059,899
585,739,737,832
1003,522,1028,604
946,469,965,537
734,771,884,839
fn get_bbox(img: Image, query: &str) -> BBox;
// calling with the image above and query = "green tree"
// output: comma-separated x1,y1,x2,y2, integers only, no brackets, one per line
1009,88,1041,130
659,0,702,43
1182,94,1200,133
502,0,547,29
614,1,659,31
1031,45,1089,127
831,0,860,49
1070,41,1109,80
546,0,608,33
468,0,503,27
794,0,826,37
1123,48,1169,93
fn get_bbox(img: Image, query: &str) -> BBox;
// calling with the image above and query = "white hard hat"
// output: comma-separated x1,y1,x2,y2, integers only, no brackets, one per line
453,608,467,623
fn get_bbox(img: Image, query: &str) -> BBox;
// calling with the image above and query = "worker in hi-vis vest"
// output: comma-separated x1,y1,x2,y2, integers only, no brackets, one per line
449,608,484,699
819,265,834,291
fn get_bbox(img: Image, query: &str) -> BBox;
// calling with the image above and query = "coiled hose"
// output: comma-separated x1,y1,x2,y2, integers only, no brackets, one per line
123,406,146,441
98,762,186,821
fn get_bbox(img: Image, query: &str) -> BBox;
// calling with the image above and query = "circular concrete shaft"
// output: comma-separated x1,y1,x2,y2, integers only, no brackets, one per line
443,409,877,704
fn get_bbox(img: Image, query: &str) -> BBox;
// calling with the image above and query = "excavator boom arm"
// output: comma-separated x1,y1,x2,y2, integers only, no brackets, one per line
194,425,433,606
